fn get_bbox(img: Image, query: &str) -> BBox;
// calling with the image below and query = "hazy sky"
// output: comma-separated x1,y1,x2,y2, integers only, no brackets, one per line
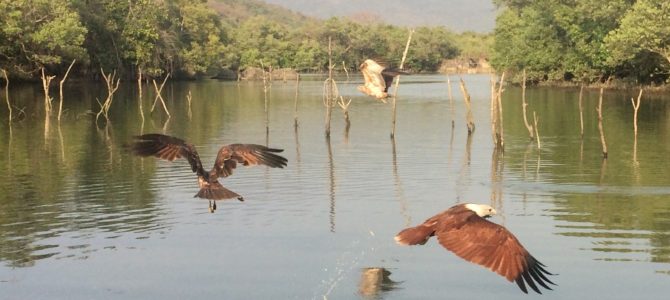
263,0,497,32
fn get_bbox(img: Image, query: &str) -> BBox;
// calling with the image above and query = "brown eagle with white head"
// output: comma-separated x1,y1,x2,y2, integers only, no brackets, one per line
395,203,556,294
357,59,408,101
129,133,287,212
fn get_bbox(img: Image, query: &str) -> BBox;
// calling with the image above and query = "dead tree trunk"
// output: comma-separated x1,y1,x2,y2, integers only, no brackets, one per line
150,73,171,118
459,78,475,134
187,90,193,120
596,87,608,159
578,85,584,138
2,69,10,122
447,75,454,128
342,61,349,81
490,76,497,145
96,68,121,123
41,68,55,115
521,70,534,140
294,73,300,128
58,59,76,122
390,29,414,139
338,96,352,142
495,72,505,149
533,111,541,149
261,61,269,135
324,37,334,138
631,88,643,138
138,68,145,123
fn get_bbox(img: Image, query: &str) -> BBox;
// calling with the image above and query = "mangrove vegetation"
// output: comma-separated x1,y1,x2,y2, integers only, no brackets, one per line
0,0,488,81
491,0,670,84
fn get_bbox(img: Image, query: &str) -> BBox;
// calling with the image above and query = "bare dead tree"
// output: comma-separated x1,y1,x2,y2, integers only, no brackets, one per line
338,96,352,142
260,61,269,135
631,88,643,138
533,111,540,149
490,76,497,145
495,72,505,149
138,67,145,123
2,69,10,122
57,59,76,122
459,77,475,134
150,73,171,118
96,68,121,123
390,28,414,139
342,61,349,81
187,90,193,120
578,84,584,138
294,73,300,128
447,75,454,128
41,68,55,115
521,70,534,140
596,87,608,159
324,37,335,137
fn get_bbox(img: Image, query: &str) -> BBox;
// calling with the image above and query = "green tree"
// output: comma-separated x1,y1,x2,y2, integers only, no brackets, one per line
0,0,87,77
605,0,670,68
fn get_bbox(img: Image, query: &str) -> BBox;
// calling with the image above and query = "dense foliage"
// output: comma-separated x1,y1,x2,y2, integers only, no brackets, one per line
0,0,483,80
491,0,670,84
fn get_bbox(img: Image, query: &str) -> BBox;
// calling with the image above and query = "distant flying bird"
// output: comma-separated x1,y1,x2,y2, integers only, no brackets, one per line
130,133,288,212
395,203,556,294
357,59,408,101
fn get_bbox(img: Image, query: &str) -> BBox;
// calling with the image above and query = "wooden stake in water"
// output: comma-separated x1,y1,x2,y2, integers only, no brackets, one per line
596,87,608,159
447,75,454,128
150,73,171,118
631,88,643,138
294,73,300,128
138,67,145,123
324,37,334,138
390,29,414,139
521,70,534,140
41,68,55,115
578,84,584,138
533,111,540,149
2,69,10,122
58,59,76,123
459,78,475,135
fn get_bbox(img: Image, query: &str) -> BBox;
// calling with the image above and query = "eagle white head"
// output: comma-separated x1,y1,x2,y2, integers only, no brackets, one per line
465,203,497,218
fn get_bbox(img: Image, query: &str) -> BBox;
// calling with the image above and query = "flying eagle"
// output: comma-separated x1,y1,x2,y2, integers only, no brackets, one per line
357,59,407,101
395,203,555,294
129,133,288,212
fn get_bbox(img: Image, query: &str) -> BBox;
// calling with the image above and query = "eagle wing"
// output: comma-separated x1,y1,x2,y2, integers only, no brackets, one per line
130,134,206,177
213,144,288,178
435,214,555,294
360,59,388,97
381,69,408,93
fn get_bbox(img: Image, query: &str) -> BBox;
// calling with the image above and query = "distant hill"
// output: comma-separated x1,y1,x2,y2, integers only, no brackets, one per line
262,0,497,33
207,0,314,27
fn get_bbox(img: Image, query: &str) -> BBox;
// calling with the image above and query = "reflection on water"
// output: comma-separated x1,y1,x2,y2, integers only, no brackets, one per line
1,75,670,298
358,267,400,298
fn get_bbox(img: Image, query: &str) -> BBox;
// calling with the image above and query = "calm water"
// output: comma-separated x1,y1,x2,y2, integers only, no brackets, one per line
1,74,669,299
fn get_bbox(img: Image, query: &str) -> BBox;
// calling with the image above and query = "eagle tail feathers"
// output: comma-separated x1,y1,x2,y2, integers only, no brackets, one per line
394,225,434,246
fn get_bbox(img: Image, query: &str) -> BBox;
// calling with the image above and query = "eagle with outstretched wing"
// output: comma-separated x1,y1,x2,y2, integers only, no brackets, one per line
395,203,556,294
130,133,288,212
357,59,408,101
